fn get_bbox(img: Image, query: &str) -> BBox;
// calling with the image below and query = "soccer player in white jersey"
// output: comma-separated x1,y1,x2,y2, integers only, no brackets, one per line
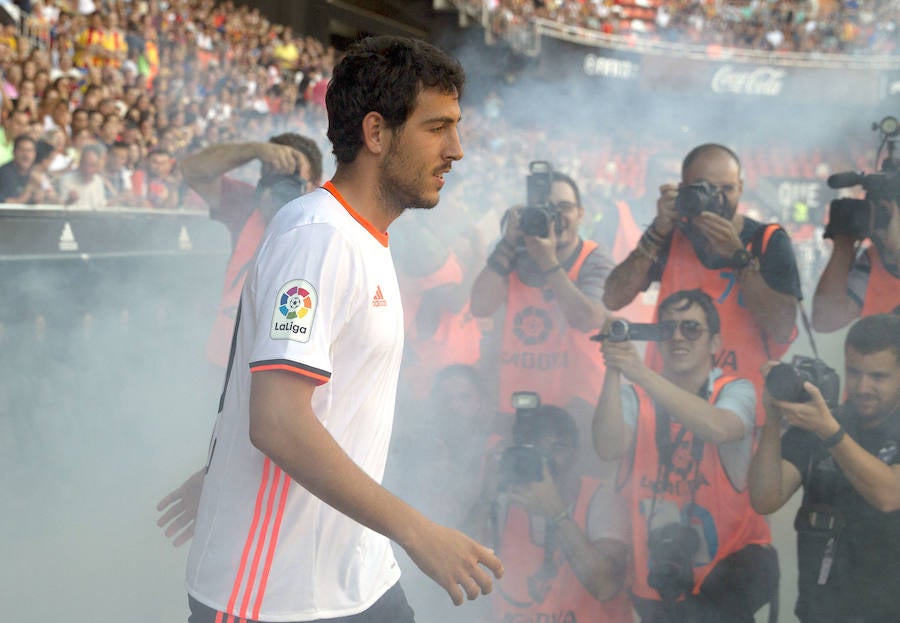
184,36,504,623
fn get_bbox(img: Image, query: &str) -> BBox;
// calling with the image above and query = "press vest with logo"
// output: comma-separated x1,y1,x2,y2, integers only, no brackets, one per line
647,223,791,423
493,476,633,623
621,377,771,601
205,209,265,368
861,245,900,318
499,240,604,413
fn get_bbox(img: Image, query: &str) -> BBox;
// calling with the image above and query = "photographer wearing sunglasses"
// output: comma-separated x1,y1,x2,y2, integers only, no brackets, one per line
593,289,778,622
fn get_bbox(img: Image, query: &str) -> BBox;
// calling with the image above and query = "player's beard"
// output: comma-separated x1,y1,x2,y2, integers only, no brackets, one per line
378,137,439,214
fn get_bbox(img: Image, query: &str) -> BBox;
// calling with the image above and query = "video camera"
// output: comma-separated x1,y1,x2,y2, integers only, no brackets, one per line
674,179,731,227
764,355,841,411
590,319,672,343
519,161,563,238
825,116,900,239
497,392,553,492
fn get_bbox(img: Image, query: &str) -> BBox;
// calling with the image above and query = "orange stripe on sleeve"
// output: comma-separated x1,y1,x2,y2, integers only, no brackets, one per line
250,364,330,385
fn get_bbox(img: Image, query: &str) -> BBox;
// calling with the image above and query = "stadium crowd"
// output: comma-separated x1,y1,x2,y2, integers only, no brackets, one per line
489,0,900,54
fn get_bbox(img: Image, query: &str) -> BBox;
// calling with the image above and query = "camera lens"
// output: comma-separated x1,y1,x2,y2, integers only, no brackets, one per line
765,363,808,403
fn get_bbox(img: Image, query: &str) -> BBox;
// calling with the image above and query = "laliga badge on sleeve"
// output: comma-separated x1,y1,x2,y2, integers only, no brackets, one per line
271,280,317,343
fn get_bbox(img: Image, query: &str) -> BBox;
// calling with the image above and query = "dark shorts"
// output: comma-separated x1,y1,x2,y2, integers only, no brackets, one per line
188,582,415,623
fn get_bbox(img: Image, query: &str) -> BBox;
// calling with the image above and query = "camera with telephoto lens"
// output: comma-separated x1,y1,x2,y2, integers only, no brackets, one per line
765,355,841,411
674,179,729,226
825,116,900,239
519,161,563,238
590,319,672,343
497,392,554,492
646,523,700,603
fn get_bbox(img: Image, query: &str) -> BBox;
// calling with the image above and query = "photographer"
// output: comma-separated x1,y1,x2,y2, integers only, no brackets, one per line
470,166,613,427
603,144,801,401
468,404,632,622
748,313,900,622
812,198,900,332
594,289,776,622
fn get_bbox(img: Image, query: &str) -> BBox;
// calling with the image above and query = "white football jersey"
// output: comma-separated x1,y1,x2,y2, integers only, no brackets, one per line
187,183,404,621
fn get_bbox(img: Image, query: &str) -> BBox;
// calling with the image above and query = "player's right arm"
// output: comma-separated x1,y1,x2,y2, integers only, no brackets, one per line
248,370,503,605
603,184,677,310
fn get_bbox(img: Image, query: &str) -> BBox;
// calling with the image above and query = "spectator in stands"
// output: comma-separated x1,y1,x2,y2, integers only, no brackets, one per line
0,135,38,203
131,148,180,210
59,142,107,208
102,139,133,206
0,109,30,165
31,139,61,204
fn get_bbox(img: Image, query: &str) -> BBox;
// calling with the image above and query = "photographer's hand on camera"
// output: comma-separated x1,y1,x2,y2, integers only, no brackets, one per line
506,460,567,520
691,211,744,260
771,382,841,441
654,183,680,236
599,331,647,383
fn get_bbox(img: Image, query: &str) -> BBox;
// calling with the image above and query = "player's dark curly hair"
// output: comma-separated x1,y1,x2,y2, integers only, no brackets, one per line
326,36,465,165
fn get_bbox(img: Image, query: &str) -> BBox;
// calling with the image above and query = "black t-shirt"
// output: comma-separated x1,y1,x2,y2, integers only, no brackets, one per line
0,162,30,203
648,216,803,300
781,408,900,622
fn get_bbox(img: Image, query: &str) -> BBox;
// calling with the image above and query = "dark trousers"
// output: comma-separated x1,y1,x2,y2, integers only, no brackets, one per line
632,544,779,623
188,582,416,623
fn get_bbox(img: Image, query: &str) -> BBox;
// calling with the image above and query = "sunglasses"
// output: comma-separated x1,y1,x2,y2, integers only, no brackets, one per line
660,319,708,341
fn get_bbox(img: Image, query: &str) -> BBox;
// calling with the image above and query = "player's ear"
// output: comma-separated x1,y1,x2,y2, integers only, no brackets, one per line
361,112,386,156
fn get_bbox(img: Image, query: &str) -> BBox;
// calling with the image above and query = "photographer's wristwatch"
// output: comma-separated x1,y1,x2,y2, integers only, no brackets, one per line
730,248,752,269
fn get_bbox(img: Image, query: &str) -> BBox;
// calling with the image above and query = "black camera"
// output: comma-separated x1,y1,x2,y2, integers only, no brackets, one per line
825,172,898,239
674,180,729,225
646,523,700,603
825,116,900,239
520,161,563,238
591,319,671,343
497,392,553,492
764,355,841,410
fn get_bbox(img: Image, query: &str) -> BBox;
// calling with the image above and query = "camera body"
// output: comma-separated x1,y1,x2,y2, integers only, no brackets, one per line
520,160,563,238
497,391,554,492
674,180,729,225
591,319,671,343
764,355,841,410
646,523,700,603
825,171,899,239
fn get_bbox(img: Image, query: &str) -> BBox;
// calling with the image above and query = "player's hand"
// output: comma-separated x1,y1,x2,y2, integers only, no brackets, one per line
691,211,743,259
404,521,504,606
654,183,679,235
156,469,205,547
257,143,307,177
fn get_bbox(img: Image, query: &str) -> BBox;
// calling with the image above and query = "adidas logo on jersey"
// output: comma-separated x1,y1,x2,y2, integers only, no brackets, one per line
372,286,387,307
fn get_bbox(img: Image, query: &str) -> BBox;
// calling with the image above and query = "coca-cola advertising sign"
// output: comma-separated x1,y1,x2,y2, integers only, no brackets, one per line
640,56,880,104
711,65,785,96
